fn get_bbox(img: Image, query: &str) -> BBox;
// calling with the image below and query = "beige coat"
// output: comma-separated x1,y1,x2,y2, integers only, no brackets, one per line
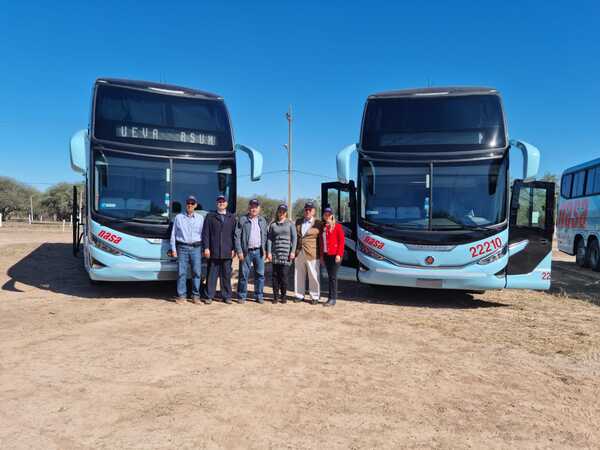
295,218,323,260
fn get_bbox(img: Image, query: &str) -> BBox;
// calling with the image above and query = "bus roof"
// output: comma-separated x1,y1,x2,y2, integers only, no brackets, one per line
95,78,222,100
368,86,498,99
563,156,600,175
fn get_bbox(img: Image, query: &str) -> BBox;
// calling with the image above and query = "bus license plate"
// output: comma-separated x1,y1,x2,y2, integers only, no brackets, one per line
416,279,443,288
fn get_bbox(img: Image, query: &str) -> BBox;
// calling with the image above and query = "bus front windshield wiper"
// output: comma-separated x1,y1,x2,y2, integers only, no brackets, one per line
129,216,169,224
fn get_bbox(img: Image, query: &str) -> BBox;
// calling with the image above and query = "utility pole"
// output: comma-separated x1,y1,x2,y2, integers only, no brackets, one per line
30,195,34,223
285,105,293,216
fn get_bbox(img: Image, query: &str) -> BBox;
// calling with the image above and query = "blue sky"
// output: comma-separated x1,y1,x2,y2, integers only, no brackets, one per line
1,1,599,200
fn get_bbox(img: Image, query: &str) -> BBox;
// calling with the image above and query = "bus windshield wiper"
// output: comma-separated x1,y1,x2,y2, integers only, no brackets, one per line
129,217,169,224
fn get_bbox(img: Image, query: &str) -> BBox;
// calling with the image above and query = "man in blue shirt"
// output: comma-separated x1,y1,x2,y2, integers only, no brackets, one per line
170,195,204,303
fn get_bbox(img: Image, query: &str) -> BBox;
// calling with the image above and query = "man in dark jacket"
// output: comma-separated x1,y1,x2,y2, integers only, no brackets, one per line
202,194,237,304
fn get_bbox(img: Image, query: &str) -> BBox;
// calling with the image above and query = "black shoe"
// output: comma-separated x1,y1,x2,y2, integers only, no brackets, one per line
280,297,287,304
224,298,232,304
311,298,319,305
272,298,278,304
293,297,302,303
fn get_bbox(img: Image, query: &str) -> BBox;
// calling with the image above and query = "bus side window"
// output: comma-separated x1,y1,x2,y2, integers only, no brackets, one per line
561,173,572,198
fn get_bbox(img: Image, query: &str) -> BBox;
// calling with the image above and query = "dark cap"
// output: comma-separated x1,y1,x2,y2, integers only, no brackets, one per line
277,203,288,211
186,195,198,204
216,194,227,202
323,206,333,214
248,198,260,207
304,201,315,209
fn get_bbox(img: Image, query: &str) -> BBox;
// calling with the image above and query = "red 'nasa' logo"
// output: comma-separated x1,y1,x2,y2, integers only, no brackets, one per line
558,199,589,229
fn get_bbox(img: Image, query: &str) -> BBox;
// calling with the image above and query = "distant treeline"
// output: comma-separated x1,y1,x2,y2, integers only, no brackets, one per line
0,176,320,222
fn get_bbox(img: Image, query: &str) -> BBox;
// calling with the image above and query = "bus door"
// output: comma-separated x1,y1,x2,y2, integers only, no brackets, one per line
506,180,556,289
321,181,358,280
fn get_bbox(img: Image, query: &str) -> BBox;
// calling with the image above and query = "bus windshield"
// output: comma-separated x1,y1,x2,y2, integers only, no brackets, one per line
360,156,507,230
93,150,234,223
362,94,505,150
93,84,233,151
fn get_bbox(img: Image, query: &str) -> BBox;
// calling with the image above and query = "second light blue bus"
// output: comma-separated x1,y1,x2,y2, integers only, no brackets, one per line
322,87,555,290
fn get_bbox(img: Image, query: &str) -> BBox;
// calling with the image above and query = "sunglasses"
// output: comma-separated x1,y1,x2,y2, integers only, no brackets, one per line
186,202,196,206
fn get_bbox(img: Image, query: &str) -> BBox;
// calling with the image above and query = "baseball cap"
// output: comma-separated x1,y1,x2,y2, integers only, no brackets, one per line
186,195,198,204
216,194,227,202
323,206,333,214
277,203,288,211
304,201,315,209
249,198,260,207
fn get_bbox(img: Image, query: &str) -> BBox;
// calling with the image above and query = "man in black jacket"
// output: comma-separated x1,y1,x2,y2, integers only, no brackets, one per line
201,194,237,304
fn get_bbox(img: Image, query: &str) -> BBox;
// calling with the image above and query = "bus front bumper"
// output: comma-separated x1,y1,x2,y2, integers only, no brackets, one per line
87,245,179,282
357,254,507,290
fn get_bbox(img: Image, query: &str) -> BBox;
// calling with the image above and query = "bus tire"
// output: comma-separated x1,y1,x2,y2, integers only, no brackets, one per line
588,239,600,272
575,238,588,267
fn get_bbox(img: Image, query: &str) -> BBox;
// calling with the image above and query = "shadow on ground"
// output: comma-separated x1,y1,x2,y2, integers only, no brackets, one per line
549,261,600,305
1,242,547,309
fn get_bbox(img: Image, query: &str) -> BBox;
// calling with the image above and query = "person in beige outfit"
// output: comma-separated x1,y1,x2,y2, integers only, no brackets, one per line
294,201,323,304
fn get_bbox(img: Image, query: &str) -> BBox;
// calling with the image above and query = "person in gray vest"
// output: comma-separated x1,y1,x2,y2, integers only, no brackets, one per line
266,204,297,303
235,198,268,303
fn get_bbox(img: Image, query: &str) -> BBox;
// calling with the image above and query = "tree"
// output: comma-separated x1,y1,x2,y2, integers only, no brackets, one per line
0,177,38,219
292,197,321,220
236,194,284,222
40,182,78,221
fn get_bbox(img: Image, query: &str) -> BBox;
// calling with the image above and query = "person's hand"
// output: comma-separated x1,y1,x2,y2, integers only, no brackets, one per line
335,255,341,264
203,249,210,259
289,252,295,261
231,250,235,258
238,252,244,261
266,253,272,262
169,250,177,258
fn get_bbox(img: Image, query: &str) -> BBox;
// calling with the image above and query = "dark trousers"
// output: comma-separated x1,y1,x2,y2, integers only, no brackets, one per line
272,263,290,299
324,255,340,303
207,258,233,300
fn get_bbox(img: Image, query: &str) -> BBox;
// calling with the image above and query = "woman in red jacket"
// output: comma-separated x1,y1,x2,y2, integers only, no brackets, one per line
320,206,345,306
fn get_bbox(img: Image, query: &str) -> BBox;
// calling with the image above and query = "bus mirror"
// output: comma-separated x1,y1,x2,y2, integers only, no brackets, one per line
235,144,263,181
510,139,540,181
70,129,88,174
337,144,357,183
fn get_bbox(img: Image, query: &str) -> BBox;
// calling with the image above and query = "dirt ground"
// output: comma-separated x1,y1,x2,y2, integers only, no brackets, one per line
0,227,599,449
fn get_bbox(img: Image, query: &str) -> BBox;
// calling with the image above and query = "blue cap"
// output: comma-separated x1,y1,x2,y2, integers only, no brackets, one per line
277,203,288,211
216,194,227,202
304,201,315,209
186,195,198,204
323,206,333,214
249,198,260,206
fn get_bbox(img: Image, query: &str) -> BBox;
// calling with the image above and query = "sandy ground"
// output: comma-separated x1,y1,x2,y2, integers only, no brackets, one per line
0,227,599,449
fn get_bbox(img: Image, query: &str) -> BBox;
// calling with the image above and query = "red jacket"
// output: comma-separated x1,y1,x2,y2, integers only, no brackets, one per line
321,222,345,257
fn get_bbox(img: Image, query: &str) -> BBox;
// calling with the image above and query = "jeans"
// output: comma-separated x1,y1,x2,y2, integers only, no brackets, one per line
324,255,340,303
207,258,233,300
238,248,264,300
176,244,202,298
272,263,290,299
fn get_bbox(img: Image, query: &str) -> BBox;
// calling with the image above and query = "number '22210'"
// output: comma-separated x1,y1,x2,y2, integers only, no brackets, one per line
469,237,502,258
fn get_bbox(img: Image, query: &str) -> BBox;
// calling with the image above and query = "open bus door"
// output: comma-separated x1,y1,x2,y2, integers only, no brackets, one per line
506,180,555,289
321,181,358,281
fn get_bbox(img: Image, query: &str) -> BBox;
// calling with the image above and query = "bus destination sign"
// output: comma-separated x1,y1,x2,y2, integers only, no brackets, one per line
115,125,217,146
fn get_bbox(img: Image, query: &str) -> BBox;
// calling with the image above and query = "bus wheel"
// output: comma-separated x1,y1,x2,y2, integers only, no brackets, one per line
575,238,588,267
588,240,600,272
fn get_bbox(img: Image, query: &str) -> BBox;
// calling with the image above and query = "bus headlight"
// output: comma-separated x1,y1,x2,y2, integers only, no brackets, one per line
91,234,123,256
477,245,508,265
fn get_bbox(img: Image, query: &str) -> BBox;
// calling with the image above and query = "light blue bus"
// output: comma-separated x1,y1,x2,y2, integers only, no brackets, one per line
557,158,600,270
69,78,262,282
322,87,555,290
